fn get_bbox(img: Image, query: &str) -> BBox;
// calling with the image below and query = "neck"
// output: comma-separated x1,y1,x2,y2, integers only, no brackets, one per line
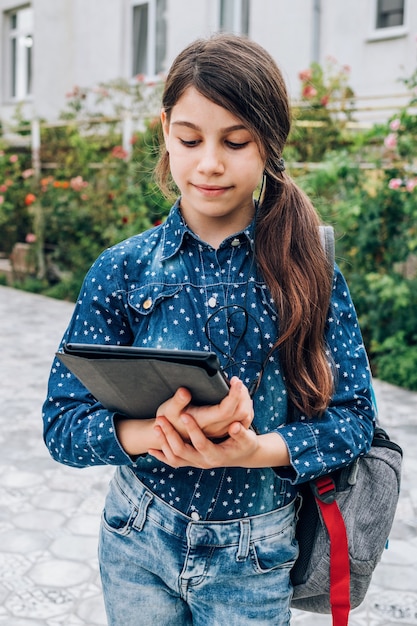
179,203,255,249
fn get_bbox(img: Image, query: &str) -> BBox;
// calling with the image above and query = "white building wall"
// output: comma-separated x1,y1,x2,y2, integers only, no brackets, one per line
250,0,315,97
33,0,127,120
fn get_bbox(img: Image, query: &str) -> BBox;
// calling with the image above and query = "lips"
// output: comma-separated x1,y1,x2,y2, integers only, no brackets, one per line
193,183,231,196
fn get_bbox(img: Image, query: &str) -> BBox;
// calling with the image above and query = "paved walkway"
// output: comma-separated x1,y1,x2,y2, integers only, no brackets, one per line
0,285,416,626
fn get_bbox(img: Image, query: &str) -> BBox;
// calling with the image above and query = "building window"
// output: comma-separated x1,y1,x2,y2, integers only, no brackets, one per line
5,6,33,100
376,0,405,29
132,0,166,78
219,0,250,35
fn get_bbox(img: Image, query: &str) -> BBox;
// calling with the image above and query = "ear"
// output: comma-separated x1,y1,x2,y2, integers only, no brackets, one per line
160,109,170,149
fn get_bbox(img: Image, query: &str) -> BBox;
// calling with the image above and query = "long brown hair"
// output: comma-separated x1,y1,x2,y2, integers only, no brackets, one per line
155,34,334,416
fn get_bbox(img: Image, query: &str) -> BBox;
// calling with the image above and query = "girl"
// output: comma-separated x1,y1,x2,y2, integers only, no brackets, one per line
43,34,375,626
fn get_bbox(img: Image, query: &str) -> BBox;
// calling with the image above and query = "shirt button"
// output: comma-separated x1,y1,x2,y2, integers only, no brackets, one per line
208,296,217,308
231,238,240,247
142,298,152,310
191,512,200,521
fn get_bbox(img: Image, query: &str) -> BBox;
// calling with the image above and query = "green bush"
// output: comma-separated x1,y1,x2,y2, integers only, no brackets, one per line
294,103,417,389
0,147,34,252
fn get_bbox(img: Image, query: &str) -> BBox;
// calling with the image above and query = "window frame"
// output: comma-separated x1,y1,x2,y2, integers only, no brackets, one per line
131,0,166,79
368,0,408,41
3,5,34,102
218,0,250,35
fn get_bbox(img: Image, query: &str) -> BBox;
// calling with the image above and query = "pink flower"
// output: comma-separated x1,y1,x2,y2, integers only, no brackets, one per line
302,85,318,99
406,178,417,192
389,119,401,131
0,150,4,157
0,184,7,193
0,195,4,204
9,154,18,163
298,69,313,82
388,178,402,190
25,233,37,243
92,87,110,97
384,133,397,150
22,168,34,179
70,175,88,191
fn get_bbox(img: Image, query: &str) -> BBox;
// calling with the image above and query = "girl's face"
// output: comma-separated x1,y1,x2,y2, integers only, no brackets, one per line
161,87,264,247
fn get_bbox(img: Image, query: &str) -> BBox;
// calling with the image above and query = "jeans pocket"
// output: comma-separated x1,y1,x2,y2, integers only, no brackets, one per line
101,476,139,536
250,521,298,574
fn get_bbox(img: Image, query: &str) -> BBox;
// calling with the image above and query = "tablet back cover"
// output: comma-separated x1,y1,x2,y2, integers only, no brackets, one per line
56,352,229,419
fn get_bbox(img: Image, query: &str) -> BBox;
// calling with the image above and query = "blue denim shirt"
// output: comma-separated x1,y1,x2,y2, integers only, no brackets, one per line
43,201,375,521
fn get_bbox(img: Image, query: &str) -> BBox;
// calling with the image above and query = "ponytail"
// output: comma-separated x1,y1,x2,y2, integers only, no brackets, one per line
256,173,334,416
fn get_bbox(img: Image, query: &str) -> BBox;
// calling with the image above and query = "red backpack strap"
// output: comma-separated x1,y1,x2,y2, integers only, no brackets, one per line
313,476,351,626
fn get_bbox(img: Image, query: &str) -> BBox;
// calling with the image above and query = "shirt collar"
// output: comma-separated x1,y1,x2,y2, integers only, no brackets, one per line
160,198,256,261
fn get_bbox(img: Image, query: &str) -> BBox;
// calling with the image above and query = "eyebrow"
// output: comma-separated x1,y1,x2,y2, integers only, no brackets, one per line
171,121,248,133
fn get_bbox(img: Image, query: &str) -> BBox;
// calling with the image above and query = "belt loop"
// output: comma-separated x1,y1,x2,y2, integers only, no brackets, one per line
133,489,153,531
236,519,250,561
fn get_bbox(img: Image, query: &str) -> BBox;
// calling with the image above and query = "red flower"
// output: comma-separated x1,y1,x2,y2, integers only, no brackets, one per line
302,85,318,99
24,193,36,206
111,145,129,160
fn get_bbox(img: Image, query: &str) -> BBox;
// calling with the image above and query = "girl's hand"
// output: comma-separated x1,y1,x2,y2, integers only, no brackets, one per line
156,377,254,441
149,414,259,469
187,376,254,438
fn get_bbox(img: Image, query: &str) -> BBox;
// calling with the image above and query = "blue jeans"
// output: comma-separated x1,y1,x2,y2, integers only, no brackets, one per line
99,466,298,626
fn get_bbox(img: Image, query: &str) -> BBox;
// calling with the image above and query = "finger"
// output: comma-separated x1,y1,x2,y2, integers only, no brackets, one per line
181,414,217,458
222,378,254,426
228,421,255,442
157,387,191,417
216,377,243,414
151,420,210,469
155,416,197,458
150,422,190,466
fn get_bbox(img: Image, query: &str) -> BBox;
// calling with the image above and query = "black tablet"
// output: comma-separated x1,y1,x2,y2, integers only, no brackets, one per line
57,343,230,419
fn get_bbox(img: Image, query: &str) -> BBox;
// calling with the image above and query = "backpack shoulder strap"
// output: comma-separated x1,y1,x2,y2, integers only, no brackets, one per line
319,225,335,268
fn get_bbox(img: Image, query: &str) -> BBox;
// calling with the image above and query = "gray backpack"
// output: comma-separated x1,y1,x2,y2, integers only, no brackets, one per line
290,226,403,625
290,427,402,624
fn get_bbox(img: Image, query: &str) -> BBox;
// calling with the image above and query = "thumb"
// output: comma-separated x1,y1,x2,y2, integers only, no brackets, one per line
173,387,192,410
229,421,244,438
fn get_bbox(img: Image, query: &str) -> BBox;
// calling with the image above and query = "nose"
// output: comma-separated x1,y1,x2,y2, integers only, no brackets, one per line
196,143,225,176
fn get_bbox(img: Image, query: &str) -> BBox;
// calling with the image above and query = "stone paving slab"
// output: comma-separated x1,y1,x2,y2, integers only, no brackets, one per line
0,285,416,625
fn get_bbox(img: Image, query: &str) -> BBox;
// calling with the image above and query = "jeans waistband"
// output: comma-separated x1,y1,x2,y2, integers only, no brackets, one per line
115,466,295,547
